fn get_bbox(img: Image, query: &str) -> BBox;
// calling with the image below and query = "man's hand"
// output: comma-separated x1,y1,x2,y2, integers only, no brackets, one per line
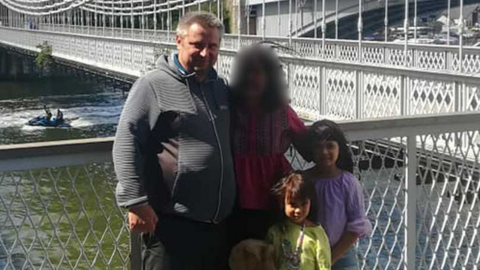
128,205,159,233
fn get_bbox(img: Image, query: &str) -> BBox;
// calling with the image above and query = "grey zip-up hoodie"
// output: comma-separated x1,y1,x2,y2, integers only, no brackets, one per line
113,54,235,223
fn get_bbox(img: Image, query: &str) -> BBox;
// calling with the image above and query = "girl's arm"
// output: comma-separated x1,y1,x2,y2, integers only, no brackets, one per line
315,227,332,270
331,231,360,264
332,174,372,263
286,106,311,161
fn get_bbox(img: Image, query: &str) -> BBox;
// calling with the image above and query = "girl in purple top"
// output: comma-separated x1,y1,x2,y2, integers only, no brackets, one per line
304,120,371,270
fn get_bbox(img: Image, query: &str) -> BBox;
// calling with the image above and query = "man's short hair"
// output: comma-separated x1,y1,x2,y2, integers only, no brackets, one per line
176,11,224,39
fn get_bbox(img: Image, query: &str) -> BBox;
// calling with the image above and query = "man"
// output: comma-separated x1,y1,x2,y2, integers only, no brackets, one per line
55,109,64,124
43,105,52,121
113,12,235,270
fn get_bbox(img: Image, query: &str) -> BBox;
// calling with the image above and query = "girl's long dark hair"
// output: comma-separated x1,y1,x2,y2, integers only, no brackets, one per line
229,42,288,112
307,120,354,173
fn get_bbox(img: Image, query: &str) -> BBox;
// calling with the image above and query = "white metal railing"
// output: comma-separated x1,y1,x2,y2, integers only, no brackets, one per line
1,0,478,85
1,26,479,123
1,112,480,269
35,24,480,75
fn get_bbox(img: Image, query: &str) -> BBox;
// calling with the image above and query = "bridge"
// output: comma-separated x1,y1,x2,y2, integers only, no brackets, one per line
0,0,480,269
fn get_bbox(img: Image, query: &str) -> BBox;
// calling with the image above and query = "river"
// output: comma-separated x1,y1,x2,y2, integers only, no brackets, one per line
0,56,131,269
0,77,125,145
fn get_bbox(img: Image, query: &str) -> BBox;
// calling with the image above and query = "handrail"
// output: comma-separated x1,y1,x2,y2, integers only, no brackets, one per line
0,137,113,171
1,112,479,164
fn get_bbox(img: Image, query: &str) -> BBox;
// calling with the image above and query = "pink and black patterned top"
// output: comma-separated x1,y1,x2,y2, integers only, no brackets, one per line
232,105,308,210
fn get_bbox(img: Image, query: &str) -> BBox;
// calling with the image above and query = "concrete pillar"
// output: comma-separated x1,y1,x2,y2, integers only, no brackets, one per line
0,50,7,79
22,57,31,77
9,54,19,79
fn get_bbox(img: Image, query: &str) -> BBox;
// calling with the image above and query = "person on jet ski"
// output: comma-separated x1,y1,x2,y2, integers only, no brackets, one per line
44,105,52,121
55,109,64,124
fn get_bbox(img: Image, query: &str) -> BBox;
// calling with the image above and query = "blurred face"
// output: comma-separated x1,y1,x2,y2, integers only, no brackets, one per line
176,23,220,78
313,140,340,169
285,197,311,225
243,61,267,101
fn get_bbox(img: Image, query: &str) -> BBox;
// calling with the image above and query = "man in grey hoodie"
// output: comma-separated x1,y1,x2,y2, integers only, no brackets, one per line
113,12,235,270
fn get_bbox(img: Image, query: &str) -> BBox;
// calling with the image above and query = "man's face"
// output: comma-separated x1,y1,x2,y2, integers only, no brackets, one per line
176,23,220,75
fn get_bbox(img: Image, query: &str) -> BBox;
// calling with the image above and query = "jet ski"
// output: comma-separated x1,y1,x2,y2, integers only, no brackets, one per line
27,116,71,128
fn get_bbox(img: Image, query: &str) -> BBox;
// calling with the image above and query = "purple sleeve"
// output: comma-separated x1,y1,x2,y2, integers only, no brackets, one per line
344,173,372,237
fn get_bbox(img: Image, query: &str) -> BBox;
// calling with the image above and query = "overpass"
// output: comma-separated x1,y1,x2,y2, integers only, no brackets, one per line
241,0,480,39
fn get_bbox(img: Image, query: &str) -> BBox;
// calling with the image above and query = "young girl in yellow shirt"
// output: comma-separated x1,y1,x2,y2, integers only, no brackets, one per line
266,173,332,270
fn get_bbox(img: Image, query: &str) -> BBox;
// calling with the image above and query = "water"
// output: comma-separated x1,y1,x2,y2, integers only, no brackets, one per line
0,72,131,269
0,78,125,145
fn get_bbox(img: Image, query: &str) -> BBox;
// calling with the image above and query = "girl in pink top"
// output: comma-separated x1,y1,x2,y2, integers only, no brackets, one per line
227,43,309,248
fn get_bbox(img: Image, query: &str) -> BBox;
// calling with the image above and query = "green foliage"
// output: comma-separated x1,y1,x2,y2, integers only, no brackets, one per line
35,41,53,69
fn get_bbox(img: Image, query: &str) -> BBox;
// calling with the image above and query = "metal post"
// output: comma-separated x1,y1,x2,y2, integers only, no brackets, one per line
314,0,317,39
87,10,90,35
385,0,388,42
74,9,77,32
288,0,292,44
112,0,115,37
262,0,266,39
131,0,134,38
413,0,417,42
356,70,364,119
358,0,363,62
294,0,298,38
167,1,171,41
321,0,325,58
404,0,409,67
95,4,98,31
459,0,464,73
238,0,242,47
335,0,338,40
320,66,326,116
103,0,106,36
142,0,145,39
278,0,281,36
81,9,84,34
154,0,157,37
246,0,250,35
405,135,417,270
161,10,164,30
447,0,451,45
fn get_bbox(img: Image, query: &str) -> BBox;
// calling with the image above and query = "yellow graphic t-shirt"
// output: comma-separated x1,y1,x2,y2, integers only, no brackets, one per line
266,220,331,270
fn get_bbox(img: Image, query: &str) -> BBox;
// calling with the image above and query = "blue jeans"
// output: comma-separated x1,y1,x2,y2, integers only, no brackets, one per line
332,247,359,270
